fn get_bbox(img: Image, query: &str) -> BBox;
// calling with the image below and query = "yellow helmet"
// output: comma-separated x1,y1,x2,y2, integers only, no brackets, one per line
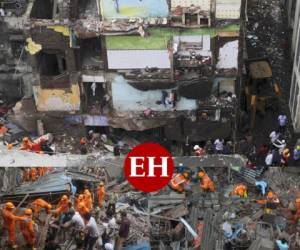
24,208,32,215
198,171,205,178
6,202,15,209
297,145,300,151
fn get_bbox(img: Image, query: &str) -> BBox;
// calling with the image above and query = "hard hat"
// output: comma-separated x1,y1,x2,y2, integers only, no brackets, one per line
284,148,290,153
179,163,183,166
198,171,205,178
61,195,68,201
267,191,274,198
99,181,104,186
80,137,87,145
24,208,32,215
47,204,52,209
297,145,300,151
84,189,90,194
23,137,29,142
6,202,15,209
183,172,189,178
282,140,286,144
78,194,84,200
7,144,13,150
194,145,200,150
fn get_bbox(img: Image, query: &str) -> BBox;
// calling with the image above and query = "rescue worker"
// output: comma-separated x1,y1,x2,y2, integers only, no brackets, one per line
80,137,88,155
30,198,52,217
23,168,31,182
97,182,106,208
193,145,206,156
75,194,84,210
20,137,42,153
232,183,247,198
83,189,93,211
281,148,290,166
169,172,189,193
20,208,36,250
106,191,118,218
198,171,215,192
266,191,279,203
1,202,25,248
55,195,70,215
0,122,8,136
255,180,268,196
294,198,300,222
76,202,89,217
30,168,37,181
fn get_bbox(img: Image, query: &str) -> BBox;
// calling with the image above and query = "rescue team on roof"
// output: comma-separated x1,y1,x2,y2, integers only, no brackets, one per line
1,182,130,250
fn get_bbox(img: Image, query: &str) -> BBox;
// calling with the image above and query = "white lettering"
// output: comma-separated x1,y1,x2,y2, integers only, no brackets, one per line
129,157,146,177
148,157,169,177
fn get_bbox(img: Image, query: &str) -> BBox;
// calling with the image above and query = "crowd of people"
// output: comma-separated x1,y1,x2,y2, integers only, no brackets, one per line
1,183,131,250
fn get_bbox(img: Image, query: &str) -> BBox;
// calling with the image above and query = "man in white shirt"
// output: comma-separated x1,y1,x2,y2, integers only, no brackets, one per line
83,213,100,250
265,151,273,166
269,130,279,144
214,139,224,153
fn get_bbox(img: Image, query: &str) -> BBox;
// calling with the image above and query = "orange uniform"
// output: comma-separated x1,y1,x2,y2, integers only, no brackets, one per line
19,210,35,247
76,202,89,217
170,173,188,192
37,167,46,177
75,195,84,210
31,198,52,216
23,169,30,182
20,137,41,153
30,168,37,181
199,173,215,192
0,125,8,135
232,184,247,198
294,198,300,221
83,190,93,211
1,203,25,246
55,195,69,215
97,183,105,208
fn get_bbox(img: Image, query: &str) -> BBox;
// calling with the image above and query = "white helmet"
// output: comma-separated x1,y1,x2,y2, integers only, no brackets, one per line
179,163,183,166
194,145,200,150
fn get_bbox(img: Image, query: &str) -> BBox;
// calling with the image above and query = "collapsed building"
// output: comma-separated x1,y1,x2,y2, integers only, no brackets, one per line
1,0,244,147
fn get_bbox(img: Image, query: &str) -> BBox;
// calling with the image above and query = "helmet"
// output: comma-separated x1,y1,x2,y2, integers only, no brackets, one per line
80,137,87,145
267,191,274,198
198,171,205,178
194,145,200,150
84,189,90,194
24,208,32,215
183,172,189,178
5,202,15,209
47,204,52,209
283,148,290,154
179,163,183,166
61,195,68,201
78,194,84,200
99,181,104,186
297,145,300,151
23,137,29,143
7,144,13,150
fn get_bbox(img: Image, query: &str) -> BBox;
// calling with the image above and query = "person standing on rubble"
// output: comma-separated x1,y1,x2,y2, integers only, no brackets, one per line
83,212,100,250
1,202,26,249
97,182,106,208
198,171,215,192
83,189,93,211
106,191,118,218
19,208,36,250
115,211,131,250
281,148,290,166
80,137,88,155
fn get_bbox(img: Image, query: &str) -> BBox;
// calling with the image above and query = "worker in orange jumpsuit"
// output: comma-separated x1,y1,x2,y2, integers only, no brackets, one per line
30,168,37,181
23,168,30,182
75,194,84,210
232,183,248,198
55,195,70,215
170,172,189,192
1,202,25,248
256,190,280,204
294,198,300,222
19,208,36,249
198,171,215,192
20,137,42,153
37,167,46,177
83,189,93,211
76,202,89,217
97,182,106,208
30,198,52,217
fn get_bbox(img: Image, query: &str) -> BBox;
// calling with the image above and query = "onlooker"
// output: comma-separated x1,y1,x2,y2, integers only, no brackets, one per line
214,139,224,154
115,211,131,250
278,114,287,134
83,213,100,250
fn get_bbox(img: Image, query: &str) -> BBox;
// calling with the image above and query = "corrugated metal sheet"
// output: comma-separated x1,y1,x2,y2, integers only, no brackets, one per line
171,0,211,11
216,0,241,19
107,50,171,69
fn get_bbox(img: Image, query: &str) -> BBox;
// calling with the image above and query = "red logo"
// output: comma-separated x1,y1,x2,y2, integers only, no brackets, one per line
124,143,174,192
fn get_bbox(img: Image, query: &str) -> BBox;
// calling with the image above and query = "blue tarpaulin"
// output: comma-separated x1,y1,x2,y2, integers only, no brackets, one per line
123,242,151,250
